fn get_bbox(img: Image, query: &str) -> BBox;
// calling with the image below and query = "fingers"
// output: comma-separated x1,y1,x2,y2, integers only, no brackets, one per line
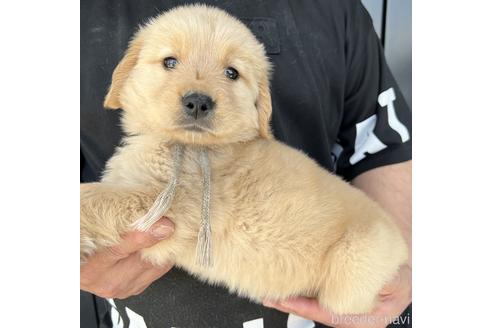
94,217,175,266
263,266,412,328
105,255,172,299
378,265,411,304
373,266,412,318
80,217,175,299
108,216,175,257
82,252,145,298
264,297,335,325
81,252,172,299
264,297,388,328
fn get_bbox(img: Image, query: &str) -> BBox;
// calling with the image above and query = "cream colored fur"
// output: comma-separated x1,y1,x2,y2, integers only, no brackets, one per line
80,5,407,315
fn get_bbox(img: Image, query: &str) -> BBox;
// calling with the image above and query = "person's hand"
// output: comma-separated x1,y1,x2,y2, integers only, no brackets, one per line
80,217,175,299
263,265,411,328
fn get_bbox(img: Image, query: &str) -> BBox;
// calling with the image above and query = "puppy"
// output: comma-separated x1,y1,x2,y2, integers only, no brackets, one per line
80,5,407,315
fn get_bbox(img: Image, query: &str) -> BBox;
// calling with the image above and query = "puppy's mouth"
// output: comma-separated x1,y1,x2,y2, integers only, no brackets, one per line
186,125,205,132
174,123,216,135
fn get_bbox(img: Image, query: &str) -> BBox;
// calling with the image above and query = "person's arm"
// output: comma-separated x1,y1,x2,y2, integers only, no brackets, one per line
352,161,411,266
264,162,412,327
80,217,175,299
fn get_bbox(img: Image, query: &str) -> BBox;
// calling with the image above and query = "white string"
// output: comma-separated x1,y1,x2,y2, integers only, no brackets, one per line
195,148,213,267
131,144,184,231
131,143,214,267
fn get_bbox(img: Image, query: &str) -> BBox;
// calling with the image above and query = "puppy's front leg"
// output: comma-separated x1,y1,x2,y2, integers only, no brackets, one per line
80,182,156,263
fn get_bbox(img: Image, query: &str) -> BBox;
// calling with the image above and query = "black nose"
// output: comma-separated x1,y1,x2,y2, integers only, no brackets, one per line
182,92,215,119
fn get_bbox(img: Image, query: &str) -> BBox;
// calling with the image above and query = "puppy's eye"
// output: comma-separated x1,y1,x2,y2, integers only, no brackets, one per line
163,57,178,69
224,67,239,80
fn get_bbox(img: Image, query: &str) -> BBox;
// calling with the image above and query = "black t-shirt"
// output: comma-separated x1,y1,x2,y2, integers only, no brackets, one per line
81,0,412,327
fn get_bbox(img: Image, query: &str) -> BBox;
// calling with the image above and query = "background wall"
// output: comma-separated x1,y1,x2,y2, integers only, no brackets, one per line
361,0,412,108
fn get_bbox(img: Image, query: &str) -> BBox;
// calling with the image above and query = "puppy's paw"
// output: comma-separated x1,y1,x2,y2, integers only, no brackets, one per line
80,228,122,265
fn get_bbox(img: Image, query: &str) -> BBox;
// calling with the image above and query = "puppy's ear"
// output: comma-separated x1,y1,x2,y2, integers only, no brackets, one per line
103,35,143,109
256,76,273,139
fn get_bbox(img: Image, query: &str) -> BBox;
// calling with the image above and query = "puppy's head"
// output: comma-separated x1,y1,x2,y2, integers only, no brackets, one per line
104,5,272,145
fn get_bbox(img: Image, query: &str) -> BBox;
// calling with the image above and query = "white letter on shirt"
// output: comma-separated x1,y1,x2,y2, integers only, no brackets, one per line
378,87,410,142
349,114,387,165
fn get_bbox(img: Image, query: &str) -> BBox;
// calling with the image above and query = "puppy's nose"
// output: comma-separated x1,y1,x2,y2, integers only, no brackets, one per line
182,92,215,119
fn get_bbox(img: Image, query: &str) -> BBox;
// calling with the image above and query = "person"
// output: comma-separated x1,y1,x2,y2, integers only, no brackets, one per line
80,0,412,327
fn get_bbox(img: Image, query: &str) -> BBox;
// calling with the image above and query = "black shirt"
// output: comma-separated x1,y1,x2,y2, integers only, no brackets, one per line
81,0,412,327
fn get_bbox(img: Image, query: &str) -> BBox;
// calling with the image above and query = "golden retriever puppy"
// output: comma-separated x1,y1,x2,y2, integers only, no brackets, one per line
80,5,407,315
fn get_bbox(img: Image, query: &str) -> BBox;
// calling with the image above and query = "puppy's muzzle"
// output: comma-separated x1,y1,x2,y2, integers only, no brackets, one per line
182,92,215,120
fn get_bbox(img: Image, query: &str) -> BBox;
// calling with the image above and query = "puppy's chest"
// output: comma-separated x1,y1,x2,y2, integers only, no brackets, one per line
104,143,235,224
105,145,200,187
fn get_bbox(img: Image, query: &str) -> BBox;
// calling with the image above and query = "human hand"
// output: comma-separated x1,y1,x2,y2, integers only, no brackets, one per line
80,217,175,299
263,265,411,328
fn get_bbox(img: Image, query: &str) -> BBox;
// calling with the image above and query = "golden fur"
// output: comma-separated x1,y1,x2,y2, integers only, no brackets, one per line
80,5,407,315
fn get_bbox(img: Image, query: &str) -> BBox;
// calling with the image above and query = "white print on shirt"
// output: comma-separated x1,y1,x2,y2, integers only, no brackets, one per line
126,307,148,328
378,88,410,143
108,299,124,328
243,318,264,328
349,87,410,165
287,314,316,328
349,114,386,165
110,302,315,328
